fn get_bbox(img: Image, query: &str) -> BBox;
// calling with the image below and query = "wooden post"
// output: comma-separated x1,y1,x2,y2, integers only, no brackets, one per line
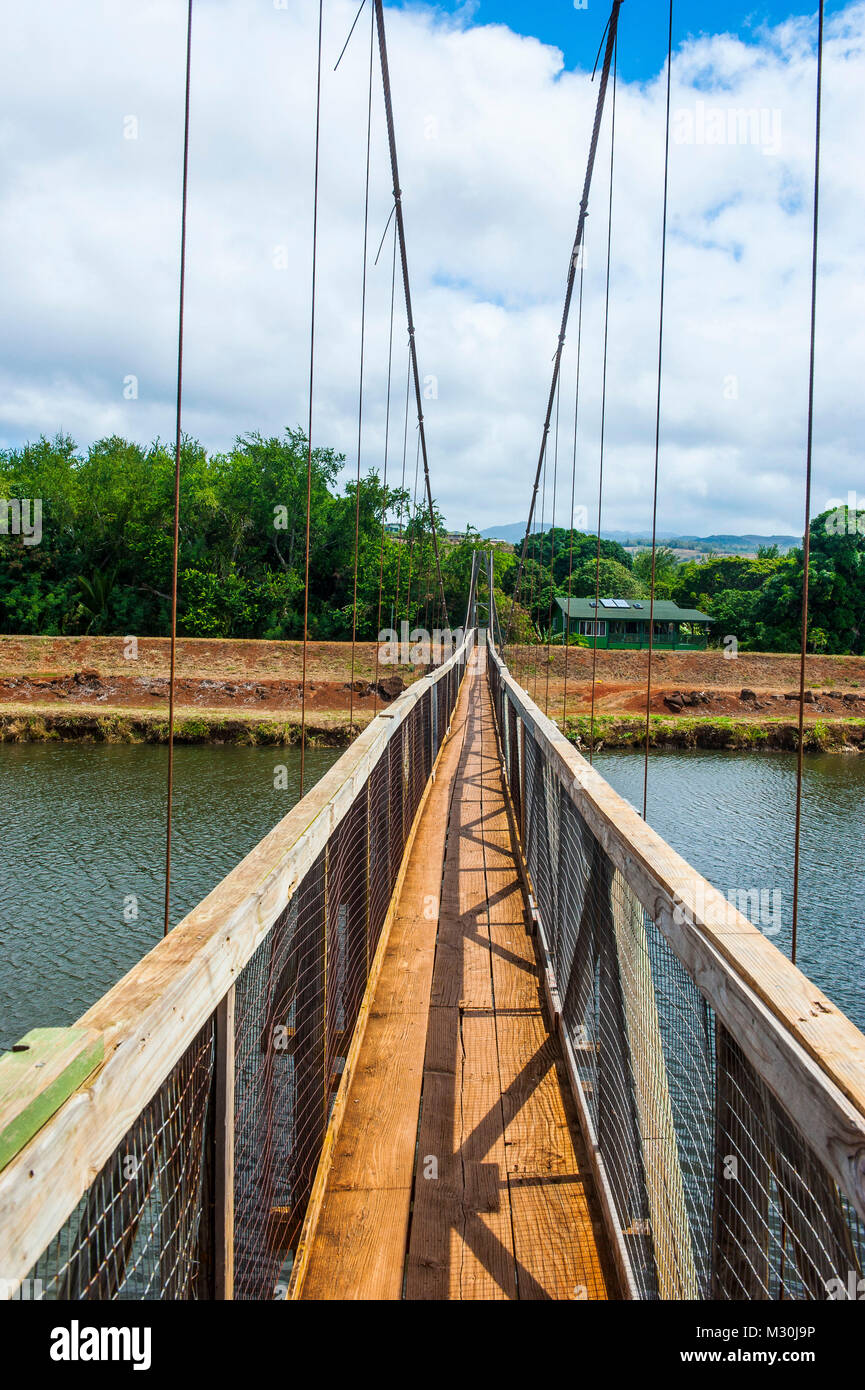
214,986,235,1300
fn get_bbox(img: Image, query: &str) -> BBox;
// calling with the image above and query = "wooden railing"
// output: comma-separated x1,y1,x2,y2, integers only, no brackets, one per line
0,631,475,1300
488,637,865,1300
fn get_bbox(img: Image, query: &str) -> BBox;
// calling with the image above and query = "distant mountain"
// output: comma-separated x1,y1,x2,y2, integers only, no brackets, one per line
478,523,800,555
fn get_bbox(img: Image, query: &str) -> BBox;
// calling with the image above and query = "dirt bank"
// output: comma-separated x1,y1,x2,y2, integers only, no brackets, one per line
3,637,865,750
563,713,865,754
0,703,361,746
509,646,865,727
0,635,421,723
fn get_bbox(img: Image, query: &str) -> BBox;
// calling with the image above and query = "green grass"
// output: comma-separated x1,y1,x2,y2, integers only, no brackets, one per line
562,712,865,753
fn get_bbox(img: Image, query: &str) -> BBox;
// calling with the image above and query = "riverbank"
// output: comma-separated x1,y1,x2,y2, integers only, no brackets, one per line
3,636,865,751
565,713,865,753
0,703,362,746
4,703,864,753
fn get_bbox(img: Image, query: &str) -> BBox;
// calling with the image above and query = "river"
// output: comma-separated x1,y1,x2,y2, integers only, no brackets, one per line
1,741,862,1049
0,742,340,1049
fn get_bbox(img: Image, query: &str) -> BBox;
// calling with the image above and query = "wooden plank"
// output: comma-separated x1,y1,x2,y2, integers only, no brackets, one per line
488,640,865,1224
294,1188,412,1301
292,649,476,1299
0,1029,103,1173
474,679,613,1301
408,659,613,1300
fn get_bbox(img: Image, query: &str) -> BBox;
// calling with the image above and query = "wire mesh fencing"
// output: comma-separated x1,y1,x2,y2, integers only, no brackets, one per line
9,633,473,1302
489,639,865,1301
25,1023,216,1300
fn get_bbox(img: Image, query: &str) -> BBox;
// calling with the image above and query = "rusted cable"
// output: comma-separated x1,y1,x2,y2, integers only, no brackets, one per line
641,2,673,819
791,0,825,966
163,0,193,938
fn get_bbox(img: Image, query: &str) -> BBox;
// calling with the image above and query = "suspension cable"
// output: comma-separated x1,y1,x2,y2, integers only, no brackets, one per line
641,0,674,819
544,373,561,716
533,419,548,703
163,0,193,938
589,36,617,767
349,1,376,734
373,216,399,715
506,0,623,648
374,0,449,628
299,0,325,797
392,344,412,626
791,0,825,966
403,429,422,626
562,260,585,729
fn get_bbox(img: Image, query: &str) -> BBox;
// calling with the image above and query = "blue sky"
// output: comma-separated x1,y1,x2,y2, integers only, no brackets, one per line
394,0,843,79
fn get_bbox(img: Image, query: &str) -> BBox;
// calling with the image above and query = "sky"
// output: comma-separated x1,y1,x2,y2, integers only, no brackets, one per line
0,0,862,537
394,0,853,79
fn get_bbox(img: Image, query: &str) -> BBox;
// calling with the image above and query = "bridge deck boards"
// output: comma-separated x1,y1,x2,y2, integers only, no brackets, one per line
297,648,615,1300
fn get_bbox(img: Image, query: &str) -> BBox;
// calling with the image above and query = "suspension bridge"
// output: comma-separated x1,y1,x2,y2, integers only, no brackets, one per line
2,0,864,1302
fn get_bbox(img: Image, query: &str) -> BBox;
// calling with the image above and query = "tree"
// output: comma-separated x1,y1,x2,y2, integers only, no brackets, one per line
631,546,678,599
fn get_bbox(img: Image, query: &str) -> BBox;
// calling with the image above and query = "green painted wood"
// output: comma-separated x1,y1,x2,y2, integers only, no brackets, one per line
0,1028,104,1171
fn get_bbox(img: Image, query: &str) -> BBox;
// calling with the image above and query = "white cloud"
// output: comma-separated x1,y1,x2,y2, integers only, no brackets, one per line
0,0,862,537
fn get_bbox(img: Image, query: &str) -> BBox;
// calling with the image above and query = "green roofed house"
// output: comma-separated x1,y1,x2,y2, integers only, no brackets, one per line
554,596,714,650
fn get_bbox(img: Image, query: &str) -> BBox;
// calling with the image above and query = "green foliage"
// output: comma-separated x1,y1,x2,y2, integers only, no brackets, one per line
0,430,448,640
3,436,862,656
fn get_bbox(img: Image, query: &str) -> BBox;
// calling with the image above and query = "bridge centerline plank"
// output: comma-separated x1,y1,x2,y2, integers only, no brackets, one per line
296,646,616,1300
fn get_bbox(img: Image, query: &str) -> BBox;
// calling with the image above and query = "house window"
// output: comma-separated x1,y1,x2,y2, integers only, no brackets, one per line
579,620,606,636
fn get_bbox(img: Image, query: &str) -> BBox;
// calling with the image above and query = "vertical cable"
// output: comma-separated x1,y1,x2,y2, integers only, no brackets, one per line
299,0,325,797
641,2,673,820
373,218,399,714
562,261,585,730
589,38,617,767
544,375,560,716
392,345,412,628
403,430,421,626
791,0,825,966
163,0,193,938
349,1,376,734
533,430,547,703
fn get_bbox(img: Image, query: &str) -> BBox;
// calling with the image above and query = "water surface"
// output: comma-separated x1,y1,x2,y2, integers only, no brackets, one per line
595,747,865,1032
1,740,863,1050
0,742,339,1048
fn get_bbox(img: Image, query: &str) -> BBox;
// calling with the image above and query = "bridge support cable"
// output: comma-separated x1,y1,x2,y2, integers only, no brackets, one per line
373,0,449,630
163,0,194,937
505,0,624,650
373,217,400,716
589,35,618,767
403,429,422,627
299,0,326,796
561,260,586,729
641,0,674,819
544,368,562,716
791,0,825,966
348,0,377,735
391,344,412,626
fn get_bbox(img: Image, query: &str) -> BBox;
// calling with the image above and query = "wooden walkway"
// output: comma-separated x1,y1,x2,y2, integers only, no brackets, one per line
295,646,616,1300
